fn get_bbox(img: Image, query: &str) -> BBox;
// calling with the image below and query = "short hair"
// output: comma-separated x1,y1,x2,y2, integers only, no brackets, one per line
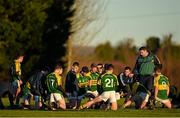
54,63,63,70
124,66,131,71
72,62,79,67
154,64,163,72
139,46,148,51
42,66,51,72
15,53,24,59
107,64,114,70
97,63,103,67
104,63,109,70
81,66,89,73
91,63,97,68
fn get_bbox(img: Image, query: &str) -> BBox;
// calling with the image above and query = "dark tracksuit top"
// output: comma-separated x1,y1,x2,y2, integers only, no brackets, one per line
133,53,161,92
65,70,78,94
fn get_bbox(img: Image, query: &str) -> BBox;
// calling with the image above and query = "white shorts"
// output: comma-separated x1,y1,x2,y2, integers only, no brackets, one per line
99,91,116,103
50,93,63,103
87,90,99,97
115,92,120,100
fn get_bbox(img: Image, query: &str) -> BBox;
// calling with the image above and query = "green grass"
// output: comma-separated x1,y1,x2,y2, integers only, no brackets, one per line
0,98,180,117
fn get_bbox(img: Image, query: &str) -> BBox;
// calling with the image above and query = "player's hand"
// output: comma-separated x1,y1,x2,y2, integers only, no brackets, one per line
19,79,23,85
129,74,134,78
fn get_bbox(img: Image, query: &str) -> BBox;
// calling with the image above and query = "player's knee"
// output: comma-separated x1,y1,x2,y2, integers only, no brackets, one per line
59,99,66,110
111,102,117,111
111,106,117,110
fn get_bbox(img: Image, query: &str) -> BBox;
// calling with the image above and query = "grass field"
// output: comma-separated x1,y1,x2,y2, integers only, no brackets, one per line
0,98,180,117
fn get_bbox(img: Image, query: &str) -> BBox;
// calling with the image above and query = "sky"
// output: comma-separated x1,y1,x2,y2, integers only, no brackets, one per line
89,0,180,47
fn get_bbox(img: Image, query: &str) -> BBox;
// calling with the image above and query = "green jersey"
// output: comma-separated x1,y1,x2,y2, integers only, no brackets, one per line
154,74,169,100
134,54,160,76
99,72,119,92
89,72,99,91
22,82,31,97
46,73,62,94
77,73,89,95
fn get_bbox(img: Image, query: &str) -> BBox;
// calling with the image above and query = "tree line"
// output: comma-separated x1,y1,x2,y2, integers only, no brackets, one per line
95,34,180,89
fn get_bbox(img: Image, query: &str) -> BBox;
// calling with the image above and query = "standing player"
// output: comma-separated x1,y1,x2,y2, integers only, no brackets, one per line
80,64,119,111
154,65,172,109
46,64,66,110
133,46,161,107
9,54,24,108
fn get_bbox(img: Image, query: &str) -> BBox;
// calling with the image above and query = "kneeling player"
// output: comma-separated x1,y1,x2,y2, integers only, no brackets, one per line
46,64,66,110
121,82,150,109
154,65,172,109
80,64,119,111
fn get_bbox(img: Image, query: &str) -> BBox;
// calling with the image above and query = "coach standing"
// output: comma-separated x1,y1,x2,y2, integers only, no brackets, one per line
133,46,161,97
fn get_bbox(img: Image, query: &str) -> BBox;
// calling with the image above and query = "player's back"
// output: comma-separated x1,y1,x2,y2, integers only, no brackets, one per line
100,73,118,92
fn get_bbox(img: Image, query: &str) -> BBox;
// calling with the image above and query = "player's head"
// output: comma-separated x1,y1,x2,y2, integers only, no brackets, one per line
154,64,162,74
15,54,24,63
97,63,103,74
90,63,97,73
54,63,63,75
124,66,131,76
72,62,80,73
81,66,89,76
106,64,114,73
42,66,50,76
104,63,109,71
139,46,149,57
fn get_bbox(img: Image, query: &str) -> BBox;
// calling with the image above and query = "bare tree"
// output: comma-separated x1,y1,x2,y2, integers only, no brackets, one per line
70,0,107,45
66,0,107,69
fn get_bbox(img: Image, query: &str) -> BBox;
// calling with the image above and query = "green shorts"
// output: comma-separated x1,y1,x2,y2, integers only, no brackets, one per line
156,97,170,103
157,90,168,100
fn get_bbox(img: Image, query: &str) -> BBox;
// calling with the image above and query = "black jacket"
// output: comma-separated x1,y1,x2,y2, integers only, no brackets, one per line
65,70,78,93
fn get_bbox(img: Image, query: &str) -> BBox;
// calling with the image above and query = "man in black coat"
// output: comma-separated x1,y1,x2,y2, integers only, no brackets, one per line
65,62,79,109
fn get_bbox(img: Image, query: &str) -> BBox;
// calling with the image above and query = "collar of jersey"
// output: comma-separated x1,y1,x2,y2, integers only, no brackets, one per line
106,71,113,74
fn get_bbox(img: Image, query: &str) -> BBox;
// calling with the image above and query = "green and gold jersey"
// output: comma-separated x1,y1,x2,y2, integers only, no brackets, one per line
10,60,22,81
89,72,99,91
99,72,119,92
77,73,89,95
53,72,62,86
23,81,31,96
46,73,62,94
154,74,169,100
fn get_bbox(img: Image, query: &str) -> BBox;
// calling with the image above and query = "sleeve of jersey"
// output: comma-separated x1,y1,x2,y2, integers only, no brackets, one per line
47,76,55,92
115,75,119,91
154,76,159,87
133,57,139,75
97,76,102,85
119,73,125,86
115,75,119,86
46,77,51,91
